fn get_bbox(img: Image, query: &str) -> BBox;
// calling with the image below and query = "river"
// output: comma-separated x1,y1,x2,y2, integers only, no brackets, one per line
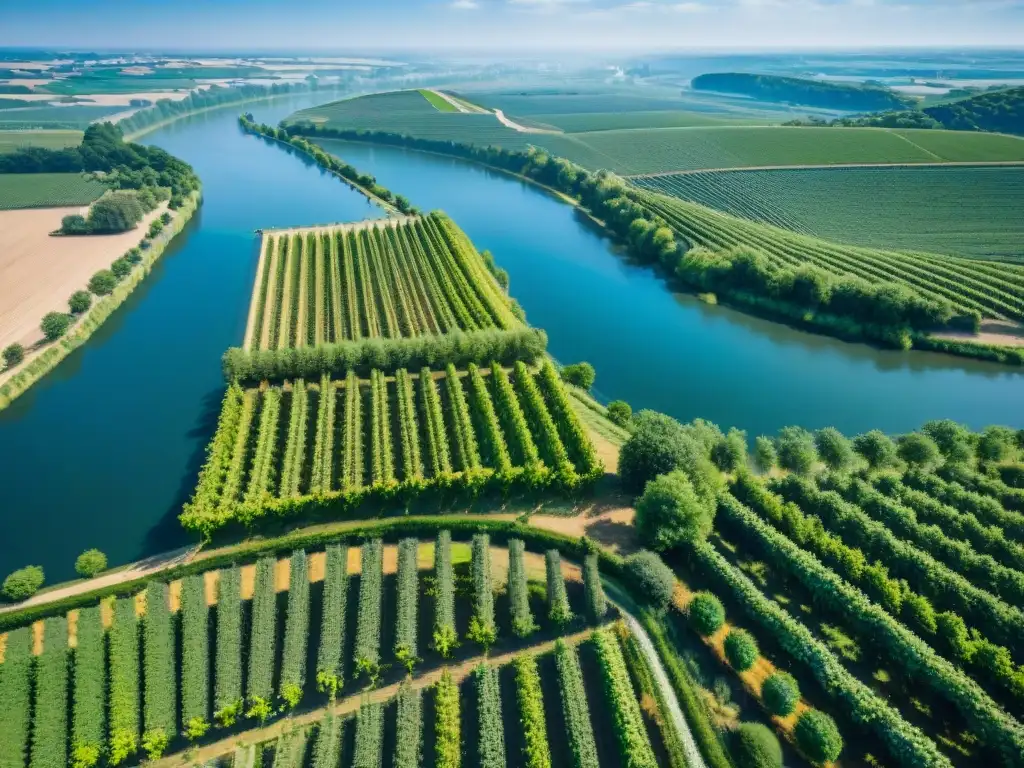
1,94,1022,580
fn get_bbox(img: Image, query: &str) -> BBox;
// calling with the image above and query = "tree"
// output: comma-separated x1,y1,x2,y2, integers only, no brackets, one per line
560,362,595,390
3,343,24,369
87,192,145,233
724,629,759,671
922,420,974,461
606,400,632,427
712,428,747,472
761,672,799,717
41,312,71,341
88,270,117,296
619,410,721,499
75,549,108,578
2,565,44,601
852,430,898,470
60,214,90,234
752,437,777,474
111,257,132,279
635,471,715,551
775,426,817,475
977,425,1016,463
688,592,725,636
897,432,941,469
794,710,843,764
623,551,676,610
733,723,782,768
814,427,855,473
68,290,92,314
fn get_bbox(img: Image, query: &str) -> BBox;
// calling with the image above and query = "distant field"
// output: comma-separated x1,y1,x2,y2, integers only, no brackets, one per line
632,165,1024,260
0,129,82,153
418,89,457,112
466,90,737,115
0,173,107,210
540,126,1024,174
0,104,126,129
527,110,766,133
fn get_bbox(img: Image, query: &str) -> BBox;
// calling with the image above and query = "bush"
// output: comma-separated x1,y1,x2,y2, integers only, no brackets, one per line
761,672,799,716
3,343,24,369
41,312,71,341
561,362,596,390
68,290,92,314
111,257,133,279
724,628,759,671
852,430,898,470
60,214,90,234
88,270,117,296
87,191,144,233
733,723,782,768
712,428,747,472
978,425,1015,463
2,565,44,601
619,411,720,498
635,471,715,551
897,432,941,469
75,549,108,578
606,400,632,427
814,427,854,473
794,710,843,764
753,437,777,473
147,219,164,238
126,247,143,264
688,592,725,636
623,550,676,610
775,427,817,475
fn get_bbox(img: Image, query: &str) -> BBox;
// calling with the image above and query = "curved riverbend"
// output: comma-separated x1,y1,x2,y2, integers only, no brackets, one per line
0,97,1022,579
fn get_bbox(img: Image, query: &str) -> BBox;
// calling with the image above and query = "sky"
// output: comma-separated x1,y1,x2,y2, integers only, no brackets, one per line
1,0,1023,52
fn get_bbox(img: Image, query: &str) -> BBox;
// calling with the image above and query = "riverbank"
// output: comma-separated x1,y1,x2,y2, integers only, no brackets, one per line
0,190,201,412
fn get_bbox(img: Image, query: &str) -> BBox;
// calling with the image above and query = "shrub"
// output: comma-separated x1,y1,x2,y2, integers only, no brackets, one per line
978,425,1015,463
87,192,144,233
635,470,715,551
814,427,855,473
61,214,90,234
619,411,720,498
733,723,782,768
606,400,632,427
561,362,596,390
41,312,71,341
147,219,164,238
88,270,117,296
794,710,843,764
724,628,759,671
75,549,107,578
897,432,941,469
753,437,777,473
111,257,132,279
68,290,92,314
775,427,817,475
852,430,898,470
3,343,24,369
688,592,725,636
624,550,676,610
761,672,799,717
125,247,143,264
2,565,44,601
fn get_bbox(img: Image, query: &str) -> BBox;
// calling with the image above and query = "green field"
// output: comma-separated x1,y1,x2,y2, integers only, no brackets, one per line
527,110,766,133
0,129,82,153
418,88,457,112
0,104,126,129
632,166,1024,260
0,173,107,209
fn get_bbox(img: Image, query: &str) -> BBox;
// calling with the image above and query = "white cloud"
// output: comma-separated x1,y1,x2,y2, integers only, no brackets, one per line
508,0,590,5
672,2,712,11
450,0,479,8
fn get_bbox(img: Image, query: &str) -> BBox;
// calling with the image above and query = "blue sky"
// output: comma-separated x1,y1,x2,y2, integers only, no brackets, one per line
2,0,1022,51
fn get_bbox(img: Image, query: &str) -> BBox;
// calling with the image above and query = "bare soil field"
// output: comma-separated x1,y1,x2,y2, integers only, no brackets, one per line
0,203,167,352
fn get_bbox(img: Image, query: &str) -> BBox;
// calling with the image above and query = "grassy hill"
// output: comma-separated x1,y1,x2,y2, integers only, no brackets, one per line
692,72,914,112
924,85,1024,135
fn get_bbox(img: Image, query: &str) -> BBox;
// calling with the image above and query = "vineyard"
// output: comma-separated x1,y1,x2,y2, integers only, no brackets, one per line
0,536,682,768
244,214,520,350
0,129,83,154
634,187,1024,321
0,172,107,210
631,165,1024,260
181,361,602,535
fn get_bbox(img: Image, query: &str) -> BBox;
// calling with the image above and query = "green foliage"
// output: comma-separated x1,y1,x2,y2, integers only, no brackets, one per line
74,549,106,578
433,531,458,657
546,549,574,626
142,583,175,746
508,538,537,637
583,552,607,622
467,533,497,648
635,470,716,551
795,710,843,764
315,545,349,697
180,575,209,739
2,342,24,369
110,257,132,279
2,565,44,600
395,538,419,670
434,671,461,768
353,702,385,768
752,437,777,474
692,72,914,111
86,191,145,233
514,654,552,768
279,550,310,709
624,550,676,610
246,557,277,718
87,270,117,296
688,592,726,636
108,598,140,764
214,566,243,726
561,362,596,390
712,428,748,472
41,311,71,341
897,432,942,469
814,427,855,473
607,400,633,427
476,664,507,768
732,722,782,768
852,430,899,470
0,627,32,768
620,410,721,497
68,290,92,314
354,539,384,680
31,617,69,768
724,628,759,671
394,683,423,768
775,426,817,475
311,712,343,768
760,672,799,717
593,628,659,768
555,640,601,768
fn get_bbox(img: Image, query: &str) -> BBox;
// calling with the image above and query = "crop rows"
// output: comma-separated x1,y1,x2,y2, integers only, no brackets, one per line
583,553,607,623
72,607,105,768
475,664,507,768
180,575,210,739
555,640,600,768
247,558,278,720
395,538,419,668
214,567,243,725
433,531,458,657
394,683,423,768
247,213,517,350
469,533,497,648
514,654,552,768
0,627,32,767
354,539,384,679
315,545,349,696
108,598,140,763
434,671,461,768
353,702,385,768
593,628,659,768
546,550,573,626
143,583,175,757
32,618,68,768
183,363,599,535
279,551,310,708
508,539,536,637
311,713,343,768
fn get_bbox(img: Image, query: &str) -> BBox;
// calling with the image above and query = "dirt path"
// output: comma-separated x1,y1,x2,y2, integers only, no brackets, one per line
493,108,563,135
428,89,471,114
147,626,599,768
243,235,271,351
932,319,1024,348
625,159,1024,179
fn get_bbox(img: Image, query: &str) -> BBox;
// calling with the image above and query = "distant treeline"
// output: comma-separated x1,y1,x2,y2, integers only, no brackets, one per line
691,72,914,113
0,122,199,202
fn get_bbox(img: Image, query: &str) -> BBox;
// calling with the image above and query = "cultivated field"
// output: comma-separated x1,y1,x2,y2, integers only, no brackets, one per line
527,109,766,133
632,165,1024,260
0,104,126,129
0,129,81,153
245,214,520,350
636,188,1024,321
0,173,106,210
0,203,167,352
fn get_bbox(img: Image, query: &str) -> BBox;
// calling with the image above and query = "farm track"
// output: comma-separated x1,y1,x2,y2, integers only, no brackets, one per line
625,159,1024,179
243,236,271,351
